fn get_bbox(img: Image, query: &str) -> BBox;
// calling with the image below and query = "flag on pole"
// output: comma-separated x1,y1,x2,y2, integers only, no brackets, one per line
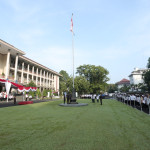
70,13,73,32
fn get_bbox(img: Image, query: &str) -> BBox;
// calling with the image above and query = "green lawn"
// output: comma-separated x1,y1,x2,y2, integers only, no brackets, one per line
0,99,150,150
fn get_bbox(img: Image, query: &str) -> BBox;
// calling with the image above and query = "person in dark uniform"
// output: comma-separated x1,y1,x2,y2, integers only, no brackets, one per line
69,93,72,103
64,92,66,104
99,94,103,105
67,93,70,104
13,92,16,105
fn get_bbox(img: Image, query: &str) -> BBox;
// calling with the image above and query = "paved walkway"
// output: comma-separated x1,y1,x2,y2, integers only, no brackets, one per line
0,98,61,108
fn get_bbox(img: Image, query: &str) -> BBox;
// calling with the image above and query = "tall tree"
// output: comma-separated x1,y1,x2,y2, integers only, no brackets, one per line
143,71,150,92
143,57,150,92
76,64,109,93
26,80,36,87
26,81,36,98
106,84,118,93
147,57,150,68
59,70,70,82
59,70,70,95
74,76,90,95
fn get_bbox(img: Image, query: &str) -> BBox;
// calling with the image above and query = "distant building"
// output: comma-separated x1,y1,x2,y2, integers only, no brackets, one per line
128,68,148,85
0,39,61,92
116,78,130,89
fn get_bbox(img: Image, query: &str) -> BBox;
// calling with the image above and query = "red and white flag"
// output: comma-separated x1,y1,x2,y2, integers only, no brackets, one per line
70,14,73,32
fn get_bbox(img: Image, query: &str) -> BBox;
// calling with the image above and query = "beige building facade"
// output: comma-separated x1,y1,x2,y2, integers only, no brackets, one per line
129,68,147,85
0,39,60,92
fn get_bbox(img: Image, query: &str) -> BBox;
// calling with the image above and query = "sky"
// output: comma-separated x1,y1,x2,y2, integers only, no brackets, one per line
0,0,150,83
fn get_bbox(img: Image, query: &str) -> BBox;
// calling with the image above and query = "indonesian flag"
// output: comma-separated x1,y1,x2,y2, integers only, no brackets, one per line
70,13,73,32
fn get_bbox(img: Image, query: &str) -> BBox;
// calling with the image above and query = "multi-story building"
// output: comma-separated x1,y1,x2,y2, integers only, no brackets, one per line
0,39,61,92
116,78,130,89
129,68,148,85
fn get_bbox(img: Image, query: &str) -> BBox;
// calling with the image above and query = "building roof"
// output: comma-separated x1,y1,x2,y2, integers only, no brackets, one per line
0,39,25,55
128,68,148,77
20,55,61,76
116,78,130,85
0,39,61,77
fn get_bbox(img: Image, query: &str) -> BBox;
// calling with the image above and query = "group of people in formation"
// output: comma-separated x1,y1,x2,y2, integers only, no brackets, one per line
114,93,150,106
63,92,105,105
63,92,72,104
0,92,14,100
91,94,105,105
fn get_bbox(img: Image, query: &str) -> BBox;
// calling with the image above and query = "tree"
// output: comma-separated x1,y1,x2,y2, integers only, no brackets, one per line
142,57,150,92
59,70,70,95
59,70,70,82
49,89,53,99
107,84,118,93
26,80,36,98
120,85,130,93
43,89,48,97
26,80,36,87
147,57,150,68
143,70,150,92
36,88,41,99
76,64,109,93
74,76,90,95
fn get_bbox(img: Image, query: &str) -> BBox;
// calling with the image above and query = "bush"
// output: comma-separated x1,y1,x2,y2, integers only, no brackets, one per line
53,92,58,96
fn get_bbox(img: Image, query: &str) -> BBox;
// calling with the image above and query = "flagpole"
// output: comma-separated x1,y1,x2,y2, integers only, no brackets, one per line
72,29,74,89
70,13,77,103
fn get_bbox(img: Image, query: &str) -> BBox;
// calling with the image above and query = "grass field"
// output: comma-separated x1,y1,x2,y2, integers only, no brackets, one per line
0,99,150,150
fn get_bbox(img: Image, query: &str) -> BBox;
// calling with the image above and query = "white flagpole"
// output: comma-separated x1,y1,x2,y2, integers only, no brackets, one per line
72,29,74,89
70,13,77,102
71,13,75,89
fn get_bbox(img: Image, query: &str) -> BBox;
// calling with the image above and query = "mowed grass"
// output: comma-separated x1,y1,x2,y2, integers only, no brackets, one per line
0,99,150,150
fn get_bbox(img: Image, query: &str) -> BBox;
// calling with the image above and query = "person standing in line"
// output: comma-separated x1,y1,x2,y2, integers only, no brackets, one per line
140,95,143,111
96,94,99,103
14,95,16,104
13,92,16,104
99,94,103,105
91,94,95,103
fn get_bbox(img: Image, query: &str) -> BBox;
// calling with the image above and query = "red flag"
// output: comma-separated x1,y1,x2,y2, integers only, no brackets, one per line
70,14,73,32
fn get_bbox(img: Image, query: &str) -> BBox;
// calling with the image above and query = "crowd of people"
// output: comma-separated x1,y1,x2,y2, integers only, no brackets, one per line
91,94,104,105
114,93,150,105
80,94,106,99
114,93,150,113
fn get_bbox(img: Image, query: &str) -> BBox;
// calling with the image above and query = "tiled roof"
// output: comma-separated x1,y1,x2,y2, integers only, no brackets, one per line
116,78,130,85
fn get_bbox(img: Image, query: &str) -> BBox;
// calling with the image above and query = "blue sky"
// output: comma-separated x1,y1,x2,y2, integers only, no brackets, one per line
1,0,150,83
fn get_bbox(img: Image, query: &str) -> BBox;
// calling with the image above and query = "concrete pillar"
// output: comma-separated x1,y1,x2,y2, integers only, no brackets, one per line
14,53,19,82
46,72,48,87
27,64,29,84
57,76,59,92
40,69,42,87
53,75,56,91
49,73,51,88
43,71,45,86
36,68,38,86
32,66,34,81
5,49,11,79
52,74,54,90
21,62,24,83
